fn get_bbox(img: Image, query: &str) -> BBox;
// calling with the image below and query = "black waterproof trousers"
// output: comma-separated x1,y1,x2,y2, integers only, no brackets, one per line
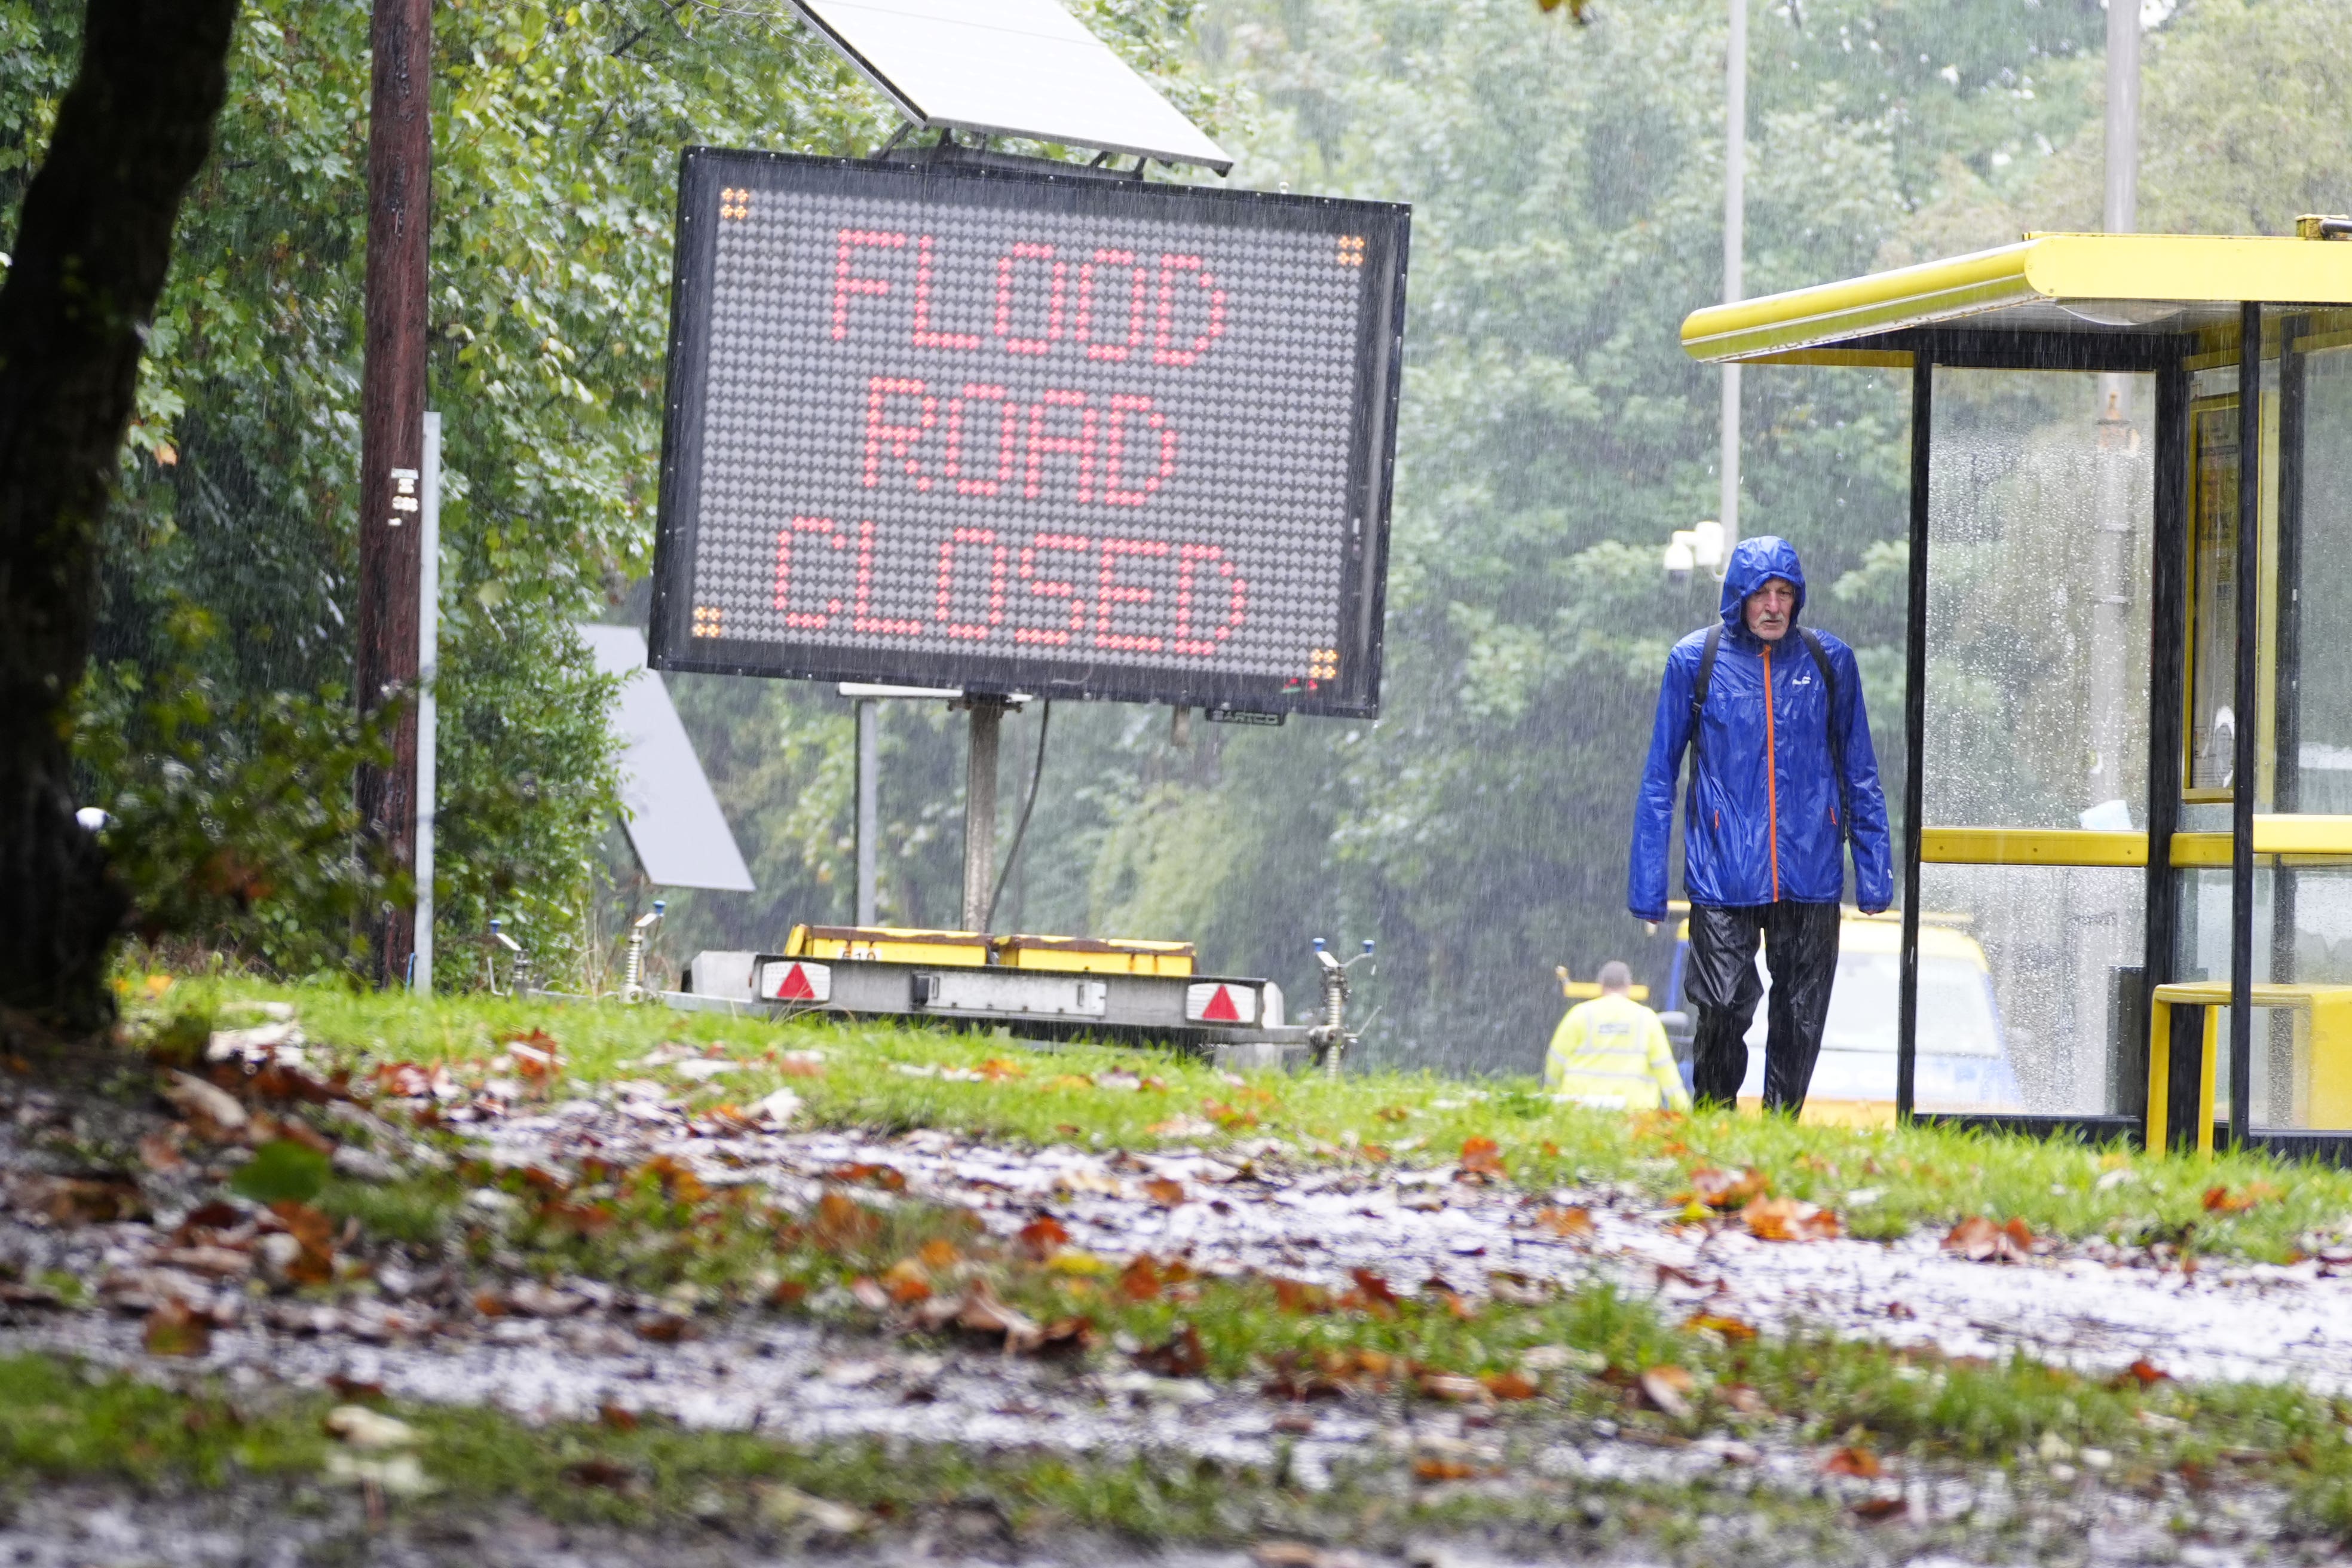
1685,900,1841,1113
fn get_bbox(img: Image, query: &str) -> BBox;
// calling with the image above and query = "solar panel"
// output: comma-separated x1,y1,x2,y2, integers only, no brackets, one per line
786,0,1232,173
580,625,758,892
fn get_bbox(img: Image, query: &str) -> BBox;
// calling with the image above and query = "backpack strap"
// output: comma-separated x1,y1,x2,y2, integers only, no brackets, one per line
1685,624,1723,776
1799,627,1851,848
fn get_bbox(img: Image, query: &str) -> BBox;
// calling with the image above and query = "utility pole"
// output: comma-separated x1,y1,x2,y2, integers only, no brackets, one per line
1719,0,1745,559
353,0,432,987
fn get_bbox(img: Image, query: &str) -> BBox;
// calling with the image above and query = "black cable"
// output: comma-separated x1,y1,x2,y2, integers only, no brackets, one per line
983,700,1051,932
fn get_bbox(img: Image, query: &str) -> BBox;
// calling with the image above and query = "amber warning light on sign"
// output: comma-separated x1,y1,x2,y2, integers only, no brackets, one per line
649,150,1409,718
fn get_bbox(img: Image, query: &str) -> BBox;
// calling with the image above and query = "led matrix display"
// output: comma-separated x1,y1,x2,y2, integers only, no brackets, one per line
650,149,1409,716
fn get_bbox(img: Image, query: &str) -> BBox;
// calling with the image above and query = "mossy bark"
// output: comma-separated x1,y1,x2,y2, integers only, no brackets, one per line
0,0,239,1028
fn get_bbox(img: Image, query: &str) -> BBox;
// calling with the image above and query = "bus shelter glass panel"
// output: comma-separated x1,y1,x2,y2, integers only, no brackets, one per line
1919,367,2155,1116
1924,368,2155,829
1918,863,2145,1115
2236,318,2352,1134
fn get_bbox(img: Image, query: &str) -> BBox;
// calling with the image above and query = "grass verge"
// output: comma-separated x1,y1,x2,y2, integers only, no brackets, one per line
127,969,2352,1261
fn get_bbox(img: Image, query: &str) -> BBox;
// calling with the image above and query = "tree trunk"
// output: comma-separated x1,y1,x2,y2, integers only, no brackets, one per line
0,0,240,1031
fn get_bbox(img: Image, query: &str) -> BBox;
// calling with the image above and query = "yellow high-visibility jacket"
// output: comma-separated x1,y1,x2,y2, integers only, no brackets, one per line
1545,991,1691,1111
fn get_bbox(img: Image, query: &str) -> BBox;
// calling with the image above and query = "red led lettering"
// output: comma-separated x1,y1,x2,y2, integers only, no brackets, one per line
1016,534,1092,645
942,383,1019,498
1152,254,1226,367
774,516,848,630
1074,249,1149,362
1171,543,1245,654
1101,394,1175,507
863,376,936,490
1095,537,1169,651
911,234,981,350
935,526,1009,641
832,229,905,340
995,242,1066,356
851,519,923,636
1024,389,1098,501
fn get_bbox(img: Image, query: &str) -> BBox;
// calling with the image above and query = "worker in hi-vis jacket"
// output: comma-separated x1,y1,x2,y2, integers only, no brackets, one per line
1545,961,1691,1111
1627,535,1892,1113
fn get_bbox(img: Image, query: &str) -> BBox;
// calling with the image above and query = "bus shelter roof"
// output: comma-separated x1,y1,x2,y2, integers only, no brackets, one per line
1681,231,2352,366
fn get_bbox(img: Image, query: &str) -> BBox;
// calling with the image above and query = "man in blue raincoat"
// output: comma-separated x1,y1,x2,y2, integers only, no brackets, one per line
1628,536,1892,1113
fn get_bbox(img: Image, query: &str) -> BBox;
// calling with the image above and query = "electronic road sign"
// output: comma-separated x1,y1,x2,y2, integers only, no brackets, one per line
650,149,1408,717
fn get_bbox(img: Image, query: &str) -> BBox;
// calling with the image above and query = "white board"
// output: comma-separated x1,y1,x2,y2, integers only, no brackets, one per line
789,0,1232,172
579,624,757,892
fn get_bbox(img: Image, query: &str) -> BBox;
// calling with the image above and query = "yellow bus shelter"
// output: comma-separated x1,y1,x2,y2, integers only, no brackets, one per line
1683,220,2352,1156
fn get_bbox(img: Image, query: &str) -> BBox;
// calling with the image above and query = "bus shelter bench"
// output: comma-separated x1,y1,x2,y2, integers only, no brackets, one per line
2145,981,2352,1154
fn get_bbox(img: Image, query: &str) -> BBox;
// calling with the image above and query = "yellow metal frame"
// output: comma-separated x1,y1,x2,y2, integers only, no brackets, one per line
2146,981,2352,1154
783,924,1196,975
1918,828,2148,867
1682,233,2352,365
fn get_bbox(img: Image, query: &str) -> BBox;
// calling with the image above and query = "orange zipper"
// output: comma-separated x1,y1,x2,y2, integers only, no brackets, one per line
1761,645,1780,901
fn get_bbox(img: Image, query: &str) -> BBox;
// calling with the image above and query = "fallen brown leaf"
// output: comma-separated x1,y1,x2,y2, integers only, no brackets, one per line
829,1162,907,1192
143,1300,212,1358
1142,1177,1188,1207
2204,1182,2280,1214
954,1282,1043,1353
638,1154,708,1205
1722,1383,1768,1414
1457,1137,1505,1181
2114,1358,2170,1388
1270,1277,1331,1313
1742,1195,1839,1242
1118,1254,1165,1303
562,1457,638,1491
1823,1446,1881,1478
1411,1457,1476,1481
1413,1369,1490,1403
1637,1364,1694,1419
1532,1205,1594,1239
1132,1321,1208,1377
1349,1268,1398,1309
1479,1370,1540,1400
1686,1166,1768,1209
1373,1105,1411,1123
1851,1496,1907,1522
1942,1215,2031,1263
1015,1215,1071,1258
1686,1310,1758,1342
32,1175,146,1226
813,1192,880,1249
599,1401,639,1431
881,1257,933,1305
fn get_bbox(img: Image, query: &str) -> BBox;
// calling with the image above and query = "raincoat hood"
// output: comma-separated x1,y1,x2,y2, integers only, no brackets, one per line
1717,536,1808,636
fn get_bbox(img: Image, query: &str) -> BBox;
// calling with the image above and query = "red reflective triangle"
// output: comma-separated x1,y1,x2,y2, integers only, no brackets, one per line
1200,984,1242,1022
776,963,817,1002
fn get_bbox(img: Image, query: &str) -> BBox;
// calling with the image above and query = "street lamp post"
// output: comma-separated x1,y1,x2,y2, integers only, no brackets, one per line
1720,0,1745,562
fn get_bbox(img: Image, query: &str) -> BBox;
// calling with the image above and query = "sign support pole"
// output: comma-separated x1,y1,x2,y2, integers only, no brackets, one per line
960,699,1003,932
413,412,440,991
855,697,879,925
354,0,431,987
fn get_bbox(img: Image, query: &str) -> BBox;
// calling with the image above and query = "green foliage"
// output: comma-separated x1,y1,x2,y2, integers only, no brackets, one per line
74,607,392,976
